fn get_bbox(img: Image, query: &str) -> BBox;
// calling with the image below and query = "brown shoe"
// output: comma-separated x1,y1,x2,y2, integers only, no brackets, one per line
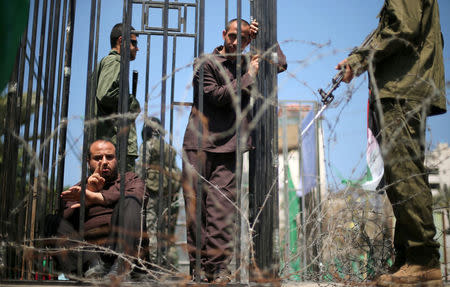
376,264,403,286
376,273,393,287
377,264,443,287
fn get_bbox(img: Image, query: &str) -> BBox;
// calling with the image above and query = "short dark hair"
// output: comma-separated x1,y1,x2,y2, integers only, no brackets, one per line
225,18,250,32
142,117,162,140
87,139,116,159
110,23,137,48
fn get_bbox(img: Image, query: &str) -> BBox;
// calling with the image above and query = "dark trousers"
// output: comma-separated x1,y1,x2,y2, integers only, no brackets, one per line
376,98,440,267
47,197,144,273
182,150,236,275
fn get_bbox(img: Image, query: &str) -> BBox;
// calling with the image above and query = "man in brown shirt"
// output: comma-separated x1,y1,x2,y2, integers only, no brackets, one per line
182,19,287,283
48,140,145,279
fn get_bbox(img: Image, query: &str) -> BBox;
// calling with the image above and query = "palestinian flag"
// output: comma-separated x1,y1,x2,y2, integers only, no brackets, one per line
342,96,384,191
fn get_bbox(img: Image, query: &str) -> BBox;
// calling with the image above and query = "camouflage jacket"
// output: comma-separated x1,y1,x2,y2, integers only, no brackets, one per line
136,137,181,193
95,50,140,156
347,0,446,116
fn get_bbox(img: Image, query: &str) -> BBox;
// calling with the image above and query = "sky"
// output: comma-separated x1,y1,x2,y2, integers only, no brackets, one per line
63,0,450,189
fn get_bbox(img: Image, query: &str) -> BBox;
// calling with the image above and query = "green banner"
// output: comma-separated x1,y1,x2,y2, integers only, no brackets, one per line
1,0,30,91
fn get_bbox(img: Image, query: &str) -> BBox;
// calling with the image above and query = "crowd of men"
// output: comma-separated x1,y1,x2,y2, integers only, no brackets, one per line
45,0,447,286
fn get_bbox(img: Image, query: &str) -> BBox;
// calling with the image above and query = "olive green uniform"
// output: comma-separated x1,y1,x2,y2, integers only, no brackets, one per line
347,0,446,267
95,50,140,171
136,137,181,265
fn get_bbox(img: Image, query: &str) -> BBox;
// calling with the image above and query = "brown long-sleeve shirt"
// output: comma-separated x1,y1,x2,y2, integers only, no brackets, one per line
183,45,287,153
63,172,145,233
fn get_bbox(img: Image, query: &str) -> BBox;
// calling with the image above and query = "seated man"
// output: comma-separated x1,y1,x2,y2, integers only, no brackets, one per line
46,139,146,279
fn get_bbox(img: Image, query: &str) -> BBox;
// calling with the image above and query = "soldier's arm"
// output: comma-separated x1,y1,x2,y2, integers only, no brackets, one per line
96,59,120,112
346,0,423,77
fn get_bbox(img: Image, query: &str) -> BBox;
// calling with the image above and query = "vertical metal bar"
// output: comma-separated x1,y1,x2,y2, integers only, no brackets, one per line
11,11,30,279
235,0,242,281
38,0,56,175
249,0,254,22
26,0,49,279
141,34,151,261
37,0,56,241
141,35,151,195
157,0,170,266
299,106,306,278
183,4,187,33
249,0,279,279
313,101,321,268
169,36,177,149
140,31,151,264
56,0,76,214
224,0,228,27
177,6,181,34
88,0,102,145
166,35,177,267
132,69,142,259
443,210,448,281
78,0,98,275
194,0,198,58
94,0,102,93
30,0,49,189
195,0,205,281
248,0,256,277
18,0,41,260
117,0,132,267
40,0,61,241
141,3,146,33
271,0,280,272
49,0,67,213
15,22,29,165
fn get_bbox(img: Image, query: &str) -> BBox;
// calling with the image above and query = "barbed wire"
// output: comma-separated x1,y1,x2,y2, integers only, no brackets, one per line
1,35,449,287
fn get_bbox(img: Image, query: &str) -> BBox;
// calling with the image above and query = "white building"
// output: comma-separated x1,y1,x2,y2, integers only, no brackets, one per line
426,143,450,196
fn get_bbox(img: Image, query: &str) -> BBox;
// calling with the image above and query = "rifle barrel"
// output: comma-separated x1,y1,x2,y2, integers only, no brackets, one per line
132,70,138,97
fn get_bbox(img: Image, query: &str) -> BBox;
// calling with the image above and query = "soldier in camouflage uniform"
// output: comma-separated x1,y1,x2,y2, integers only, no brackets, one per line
95,23,140,171
337,0,446,286
136,117,181,267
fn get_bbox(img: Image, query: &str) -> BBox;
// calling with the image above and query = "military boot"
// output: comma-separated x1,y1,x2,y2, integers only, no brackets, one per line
376,258,405,285
377,264,442,287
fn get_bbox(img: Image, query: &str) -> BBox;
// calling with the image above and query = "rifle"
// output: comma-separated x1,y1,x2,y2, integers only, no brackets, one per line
301,30,375,137
301,71,343,137
132,70,138,97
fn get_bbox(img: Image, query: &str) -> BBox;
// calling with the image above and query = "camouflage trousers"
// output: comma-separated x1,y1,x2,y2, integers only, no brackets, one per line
146,190,179,267
376,98,440,267
126,155,137,172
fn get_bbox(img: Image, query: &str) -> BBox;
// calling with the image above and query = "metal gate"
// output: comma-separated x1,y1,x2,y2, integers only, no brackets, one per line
0,0,280,283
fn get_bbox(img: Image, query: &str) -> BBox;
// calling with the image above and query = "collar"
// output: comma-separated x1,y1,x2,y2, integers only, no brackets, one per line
212,46,228,64
213,45,250,66
108,49,120,56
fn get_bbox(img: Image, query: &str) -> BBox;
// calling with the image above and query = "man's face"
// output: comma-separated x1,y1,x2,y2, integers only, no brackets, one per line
88,141,118,182
130,34,139,61
222,21,251,55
